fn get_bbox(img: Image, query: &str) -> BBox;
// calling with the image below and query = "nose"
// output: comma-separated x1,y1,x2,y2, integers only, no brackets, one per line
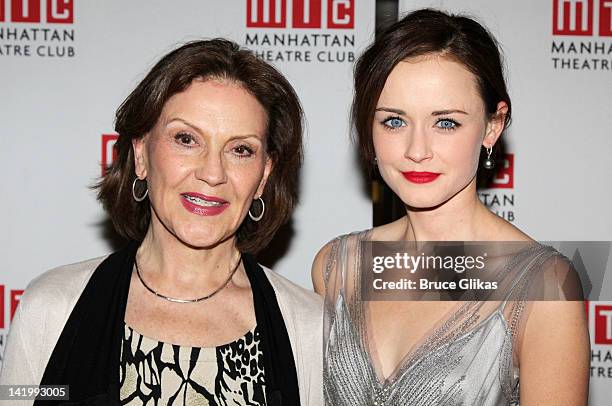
404,126,433,163
194,150,227,186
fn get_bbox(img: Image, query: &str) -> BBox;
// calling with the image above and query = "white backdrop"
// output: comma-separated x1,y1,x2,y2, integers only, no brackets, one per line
0,0,375,366
398,0,612,403
3,1,609,402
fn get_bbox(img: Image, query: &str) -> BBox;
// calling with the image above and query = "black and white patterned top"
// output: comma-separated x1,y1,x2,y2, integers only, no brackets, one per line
119,323,266,405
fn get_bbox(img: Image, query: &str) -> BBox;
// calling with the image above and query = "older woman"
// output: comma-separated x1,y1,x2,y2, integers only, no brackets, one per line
313,9,588,406
0,39,322,405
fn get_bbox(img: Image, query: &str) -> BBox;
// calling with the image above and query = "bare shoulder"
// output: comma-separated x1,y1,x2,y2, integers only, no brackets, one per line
311,222,406,295
485,211,534,242
311,230,367,295
311,237,340,296
512,240,589,402
369,216,410,241
518,299,589,403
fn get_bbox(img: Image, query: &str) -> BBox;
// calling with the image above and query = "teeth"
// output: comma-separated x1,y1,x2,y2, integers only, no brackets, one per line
184,195,223,206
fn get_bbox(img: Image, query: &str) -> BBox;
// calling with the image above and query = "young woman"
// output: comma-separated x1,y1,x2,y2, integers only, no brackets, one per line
313,9,589,406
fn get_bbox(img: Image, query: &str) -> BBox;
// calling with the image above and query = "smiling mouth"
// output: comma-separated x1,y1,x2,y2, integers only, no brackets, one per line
180,193,229,216
182,194,225,207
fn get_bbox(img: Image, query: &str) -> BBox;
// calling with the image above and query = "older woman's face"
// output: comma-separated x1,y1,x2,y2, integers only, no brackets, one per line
373,54,504,209
133,79,271,248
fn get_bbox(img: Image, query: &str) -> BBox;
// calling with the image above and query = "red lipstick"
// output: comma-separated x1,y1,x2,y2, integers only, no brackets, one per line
402,171,440,184
180,193,229,216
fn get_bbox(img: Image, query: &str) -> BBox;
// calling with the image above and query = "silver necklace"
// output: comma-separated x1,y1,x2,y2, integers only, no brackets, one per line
135,255,242,304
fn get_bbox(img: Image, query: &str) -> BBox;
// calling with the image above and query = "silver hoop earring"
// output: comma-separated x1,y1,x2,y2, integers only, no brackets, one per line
483,146,495,170
248,197,265,222
132,177,148,202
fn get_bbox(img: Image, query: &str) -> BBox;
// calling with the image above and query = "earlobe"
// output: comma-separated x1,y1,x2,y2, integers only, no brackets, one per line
256,158,274,197
483,101,508,148
132,137,148,179
482,124,497,149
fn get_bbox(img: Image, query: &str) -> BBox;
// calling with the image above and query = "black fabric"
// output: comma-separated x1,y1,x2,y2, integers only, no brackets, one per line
36,243,300,406
243,254,300,406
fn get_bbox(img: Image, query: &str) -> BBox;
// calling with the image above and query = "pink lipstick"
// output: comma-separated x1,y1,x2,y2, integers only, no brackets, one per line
402,171,440,184
180,193,229,216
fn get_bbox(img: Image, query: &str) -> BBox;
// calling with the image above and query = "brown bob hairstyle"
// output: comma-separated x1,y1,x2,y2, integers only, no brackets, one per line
97,39,303,254
353,8,512,175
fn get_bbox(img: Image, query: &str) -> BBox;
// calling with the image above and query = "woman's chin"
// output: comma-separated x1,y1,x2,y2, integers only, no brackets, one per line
399,195,448,211
174,230,231,250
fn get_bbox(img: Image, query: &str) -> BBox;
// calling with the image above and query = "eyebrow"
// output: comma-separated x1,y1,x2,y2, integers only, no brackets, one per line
374,107,469,116
166,117,203,134
375,107,405,115
431,109,468,116
166,117,263,141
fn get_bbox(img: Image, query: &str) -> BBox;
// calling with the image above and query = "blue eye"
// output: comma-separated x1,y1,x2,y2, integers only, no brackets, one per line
436,119,459,130
383,117,406,129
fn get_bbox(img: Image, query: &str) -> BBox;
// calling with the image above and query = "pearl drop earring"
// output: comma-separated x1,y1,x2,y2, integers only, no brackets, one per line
483,146,495,170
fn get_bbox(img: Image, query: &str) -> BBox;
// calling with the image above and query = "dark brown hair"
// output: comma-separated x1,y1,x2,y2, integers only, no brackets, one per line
97,39,303,253
353,8,512,175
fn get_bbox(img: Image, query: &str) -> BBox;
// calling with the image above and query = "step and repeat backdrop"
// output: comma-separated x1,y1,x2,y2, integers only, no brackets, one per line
0,0,374,365
399,0,612,403
1,0,611,402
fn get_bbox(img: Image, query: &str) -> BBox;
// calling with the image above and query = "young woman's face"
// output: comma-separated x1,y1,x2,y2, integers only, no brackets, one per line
133,79,272,249
373,54,501,209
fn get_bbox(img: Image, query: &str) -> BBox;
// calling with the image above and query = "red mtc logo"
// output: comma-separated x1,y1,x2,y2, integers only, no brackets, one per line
487,153,514,189
101,134,119,176
594,304,612,345
601,0,612,35
0,0,74,24
247,0,354,29
553,0,612,36
0,285,24,329
0,0,73,24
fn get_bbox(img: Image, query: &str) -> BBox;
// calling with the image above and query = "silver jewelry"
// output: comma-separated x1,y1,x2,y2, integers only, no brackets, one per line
248,196,265,222
483,146,495,170
132,177,148,202
135,255,242,304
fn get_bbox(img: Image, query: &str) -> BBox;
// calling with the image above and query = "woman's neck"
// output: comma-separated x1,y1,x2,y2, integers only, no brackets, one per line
135,218,242,295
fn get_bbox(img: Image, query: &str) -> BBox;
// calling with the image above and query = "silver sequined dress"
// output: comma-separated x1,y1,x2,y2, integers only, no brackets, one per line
322,231,580,406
